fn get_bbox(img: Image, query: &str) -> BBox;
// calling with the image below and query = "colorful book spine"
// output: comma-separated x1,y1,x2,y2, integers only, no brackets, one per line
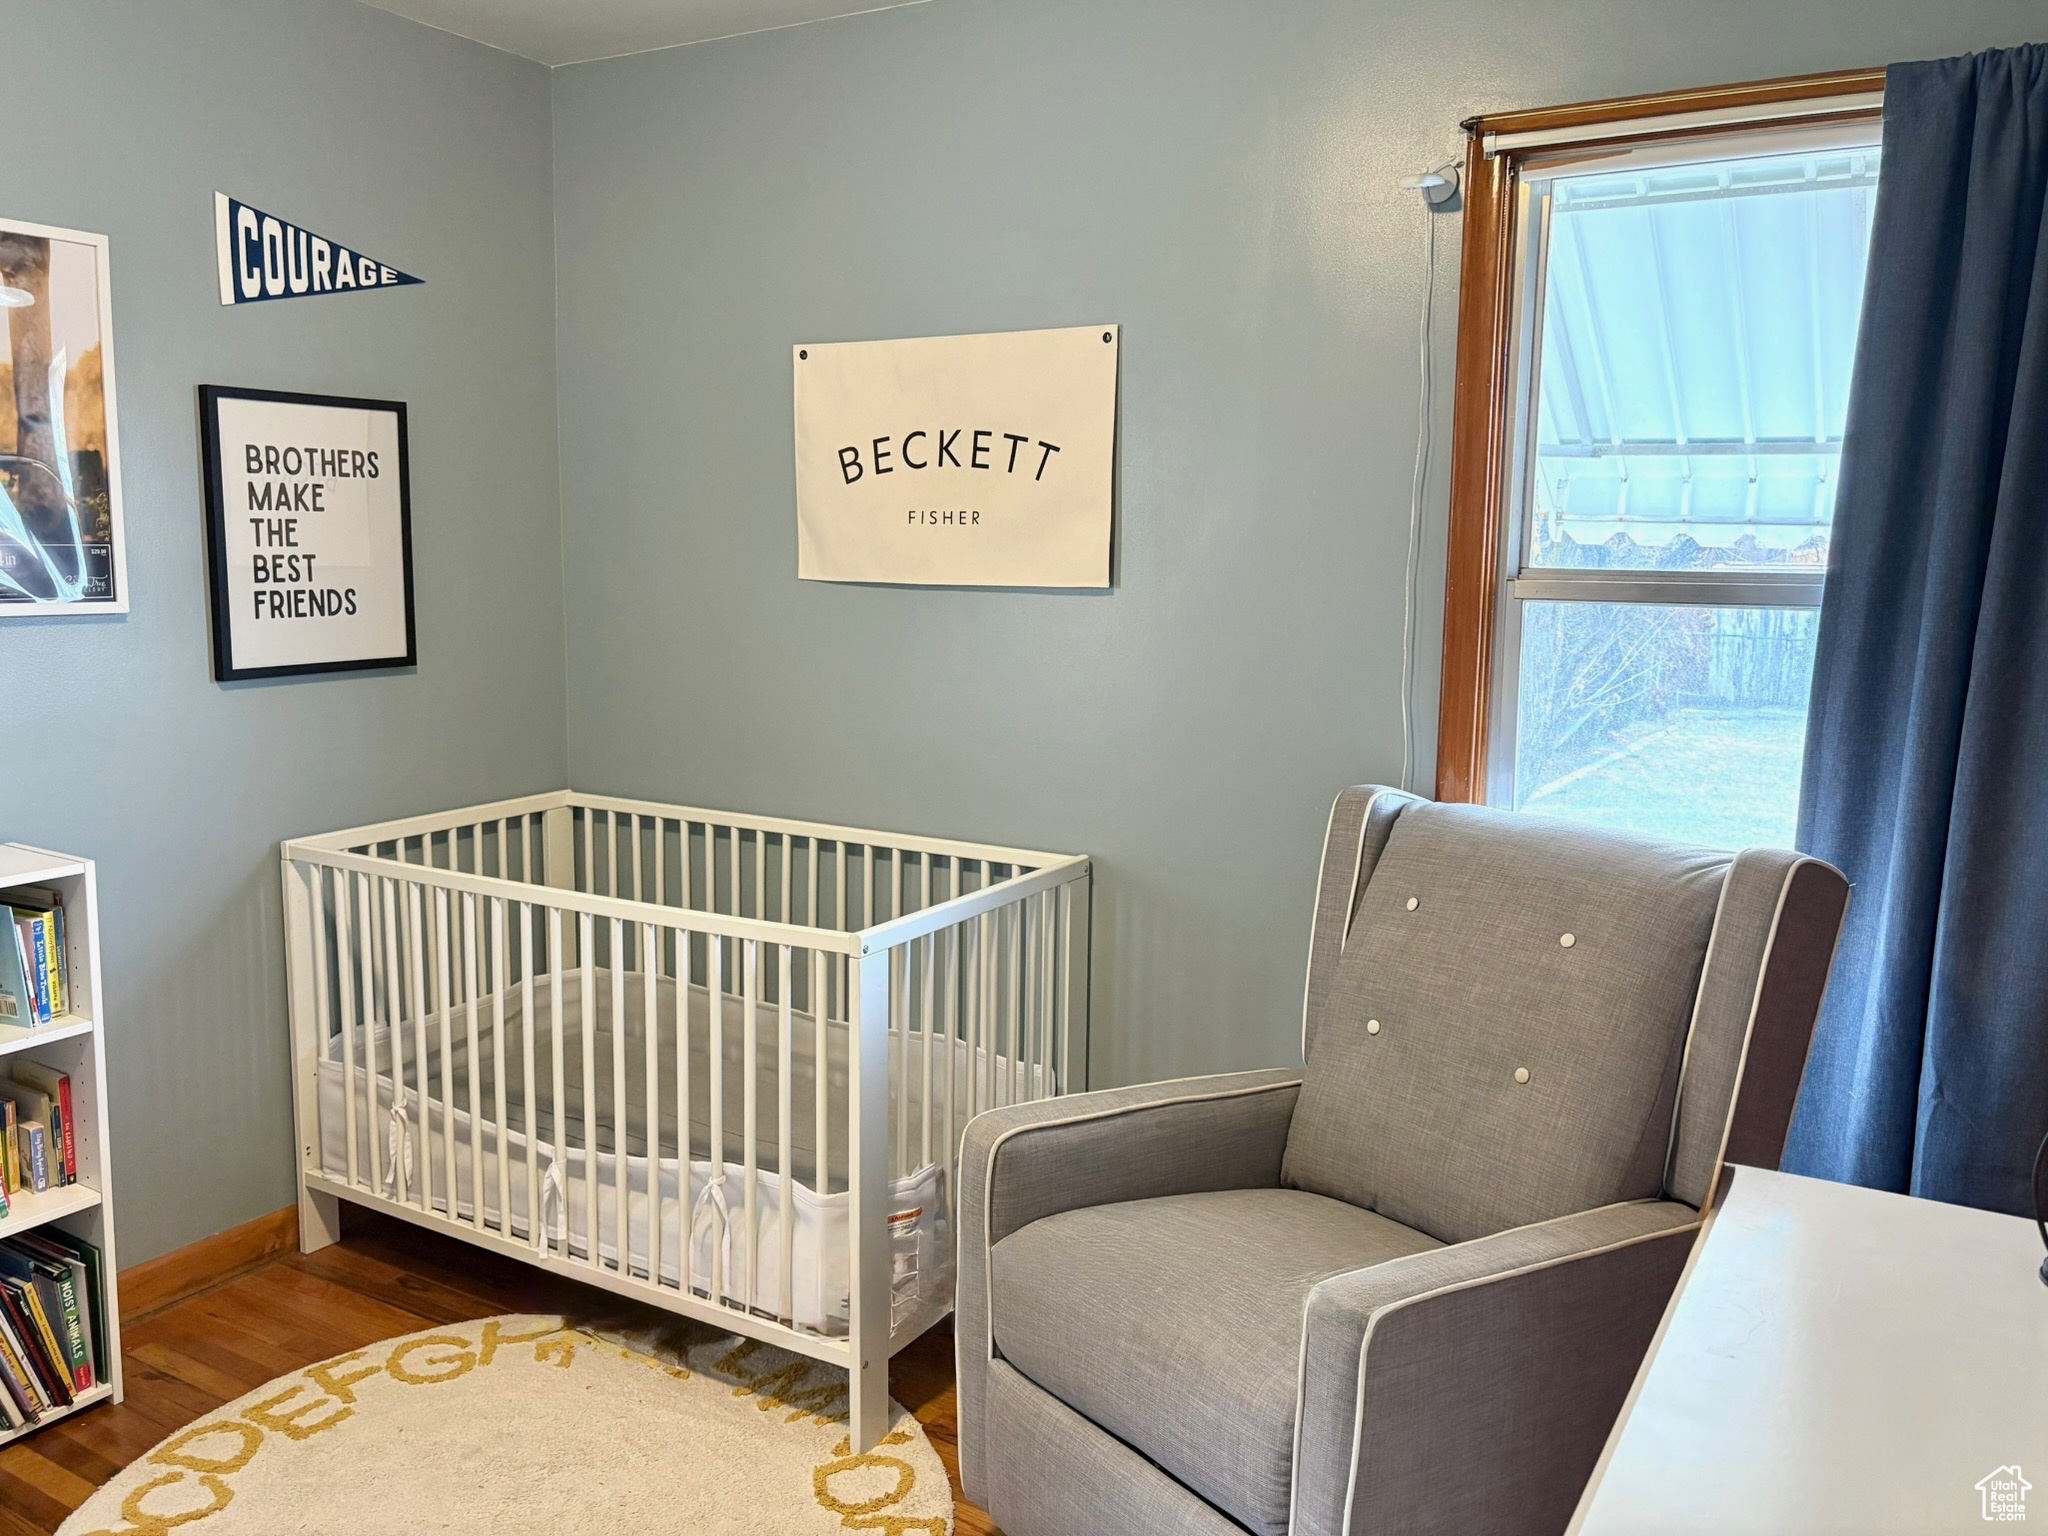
21,1230,103,1389
56,1074,75,1185
43,909,64,1017
11,1064,75,1187
20,919,49,1026
0,1282,69,1406
7,921,37,1025
0,1310,41,1422
20,1122,48,1193
43,1266,89,1394
0,1102,16,1196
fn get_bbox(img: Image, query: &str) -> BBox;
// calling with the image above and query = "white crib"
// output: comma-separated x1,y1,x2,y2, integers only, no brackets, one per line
279,791,1089,1449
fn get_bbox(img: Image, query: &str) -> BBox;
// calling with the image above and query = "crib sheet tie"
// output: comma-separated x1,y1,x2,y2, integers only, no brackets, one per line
384,1097,415,1202
693,1173,737,1306
537,1160,566,1258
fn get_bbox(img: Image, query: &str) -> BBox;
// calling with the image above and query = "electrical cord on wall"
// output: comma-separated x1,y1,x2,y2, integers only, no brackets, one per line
1398,159,1460,793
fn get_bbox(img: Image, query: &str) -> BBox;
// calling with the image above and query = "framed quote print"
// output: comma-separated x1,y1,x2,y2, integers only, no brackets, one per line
198,385,416,681
0,217,130,614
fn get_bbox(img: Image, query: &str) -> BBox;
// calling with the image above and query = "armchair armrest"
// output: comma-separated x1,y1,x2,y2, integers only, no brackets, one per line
955,1068,1304,1502
1292,1199,1699,1536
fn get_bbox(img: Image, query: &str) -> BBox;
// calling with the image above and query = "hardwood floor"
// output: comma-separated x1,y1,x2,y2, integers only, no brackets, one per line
0,1206,1000,1535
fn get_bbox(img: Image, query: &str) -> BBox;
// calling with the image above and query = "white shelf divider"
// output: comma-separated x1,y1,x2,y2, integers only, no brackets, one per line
0,843,123,1441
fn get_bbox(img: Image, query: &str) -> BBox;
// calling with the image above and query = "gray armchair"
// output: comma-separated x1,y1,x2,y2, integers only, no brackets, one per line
958,787,1849,1536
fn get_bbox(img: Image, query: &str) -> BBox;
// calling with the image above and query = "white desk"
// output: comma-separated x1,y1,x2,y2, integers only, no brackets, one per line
1571,1166,2048,1535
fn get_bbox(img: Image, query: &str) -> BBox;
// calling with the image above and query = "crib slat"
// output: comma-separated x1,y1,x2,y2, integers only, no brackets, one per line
580,911,599,1269
306,865,333,1192
611,917,628,1275
359,874,384,1198
835,842,847,1019
463,893,484,1232
521,902,539,1248
883,855,904,1181
549,905,567,1258
1060,881,1077,1093
406,882,433,1215
777,943,794,1325
812,946,828,1207
920,932,936,1170
1015,901,1032,1105
707,923,726,1305
642,922,661,1289
919,861,935,1172
436,889,457,1214
742,938,760,1316
380,877,407,1205
335,872,360,1189
944,920,959,1197
676,923,693,1300
492,897,511,1236
986,897,1001,1115
1021,897,1037,1105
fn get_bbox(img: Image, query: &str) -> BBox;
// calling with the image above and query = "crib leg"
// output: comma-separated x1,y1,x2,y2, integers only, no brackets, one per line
846,1322,890,1453
300,1183,342,1254
847,954,893,1453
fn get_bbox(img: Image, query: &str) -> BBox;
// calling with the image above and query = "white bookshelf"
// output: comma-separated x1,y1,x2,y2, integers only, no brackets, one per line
0,843,123,1440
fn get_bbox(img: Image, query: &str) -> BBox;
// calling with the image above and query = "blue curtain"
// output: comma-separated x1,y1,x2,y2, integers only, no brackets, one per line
1787,44,2048,1216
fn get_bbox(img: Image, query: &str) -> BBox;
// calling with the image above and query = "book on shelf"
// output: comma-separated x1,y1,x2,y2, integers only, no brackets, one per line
20,1122,48,1194
0,1082,53,1192
1,891,66,1027
0,911,33,1029
0,1276,70,1407
0,1242,89,1394
12,1229,101,1389
0,1229,104,1423
0,1304,41,1425
0,1099,17,1199
10,1062,75,1186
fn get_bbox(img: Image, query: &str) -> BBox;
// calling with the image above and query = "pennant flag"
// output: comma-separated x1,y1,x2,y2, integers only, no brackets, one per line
213,193,422,306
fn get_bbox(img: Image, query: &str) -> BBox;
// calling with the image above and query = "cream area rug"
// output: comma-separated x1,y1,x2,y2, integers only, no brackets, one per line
60,1314,952,1536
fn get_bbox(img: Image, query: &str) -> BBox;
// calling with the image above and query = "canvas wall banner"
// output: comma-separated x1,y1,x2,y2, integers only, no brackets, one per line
213,194,422,306
794,324,1117,588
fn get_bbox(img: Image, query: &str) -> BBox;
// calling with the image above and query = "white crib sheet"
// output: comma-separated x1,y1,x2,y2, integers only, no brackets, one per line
315,969,1046,1339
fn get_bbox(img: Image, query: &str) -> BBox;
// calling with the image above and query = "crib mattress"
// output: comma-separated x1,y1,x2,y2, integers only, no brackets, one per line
316,968,1043,1338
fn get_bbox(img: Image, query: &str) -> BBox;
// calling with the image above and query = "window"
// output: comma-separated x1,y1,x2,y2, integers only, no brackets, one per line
1437,73,1884,849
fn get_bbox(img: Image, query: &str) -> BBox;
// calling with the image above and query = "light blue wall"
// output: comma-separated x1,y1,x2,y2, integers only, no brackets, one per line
551,0,2043,1088
9,0,2044,1263
3,0,563,1263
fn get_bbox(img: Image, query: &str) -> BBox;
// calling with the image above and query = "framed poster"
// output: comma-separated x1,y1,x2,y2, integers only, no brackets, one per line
198,386,416,681
0,218,129,614
793,324,1118,588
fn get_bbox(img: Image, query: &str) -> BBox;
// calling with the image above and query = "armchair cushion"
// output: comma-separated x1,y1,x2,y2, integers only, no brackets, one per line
1284,801,1727,1242
991,1188,1441,1536
957,1069,1306,1504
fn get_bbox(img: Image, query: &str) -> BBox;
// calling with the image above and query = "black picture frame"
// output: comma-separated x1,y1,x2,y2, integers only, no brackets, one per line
198,384,417,681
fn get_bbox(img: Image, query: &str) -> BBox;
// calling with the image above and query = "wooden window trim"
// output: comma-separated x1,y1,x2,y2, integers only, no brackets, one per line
1433,67,1886,803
